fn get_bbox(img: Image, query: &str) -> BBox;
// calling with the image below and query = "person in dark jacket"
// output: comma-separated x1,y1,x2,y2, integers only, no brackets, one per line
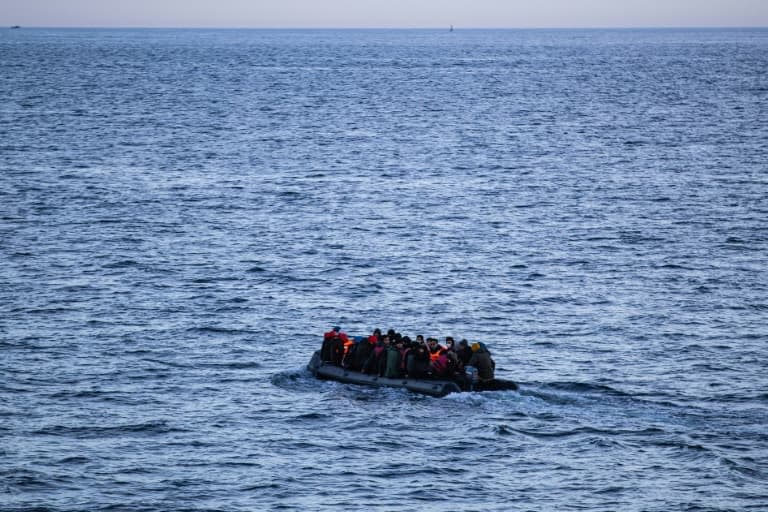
321,326,341,362
467,342,495,381
351,335,374,371
329,336,345,365
456,339,473,366
408,343,430,378
342,337,362,368
399,336,412,375
364,336,388,375
385,340,401,378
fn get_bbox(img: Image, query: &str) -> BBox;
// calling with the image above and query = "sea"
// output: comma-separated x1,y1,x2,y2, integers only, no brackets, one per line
1,27,767,511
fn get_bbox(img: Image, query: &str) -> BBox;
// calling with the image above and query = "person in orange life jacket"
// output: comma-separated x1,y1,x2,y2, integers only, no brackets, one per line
341,336,362,368
467,342,496,381
341,333,354,361
342,336,362,368
429,350,456,379
427,337,446,362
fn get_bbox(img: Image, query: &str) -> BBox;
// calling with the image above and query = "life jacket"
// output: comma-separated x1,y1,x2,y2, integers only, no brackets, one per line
342,337,354,356
429,345,446,362
431,353,450,375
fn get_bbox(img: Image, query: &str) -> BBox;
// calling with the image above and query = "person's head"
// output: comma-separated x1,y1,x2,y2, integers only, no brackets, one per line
402,336,412,344
383,336,390,344
471,342,481,352
416,335,424,343
332,326,341,333
459,339,468,348
427,338,437,348
373,328,381,336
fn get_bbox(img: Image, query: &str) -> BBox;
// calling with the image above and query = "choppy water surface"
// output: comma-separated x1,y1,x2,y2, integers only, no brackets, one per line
1,28,767,511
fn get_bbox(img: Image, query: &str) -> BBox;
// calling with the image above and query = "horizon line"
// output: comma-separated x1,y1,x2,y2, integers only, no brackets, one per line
6,24,768,30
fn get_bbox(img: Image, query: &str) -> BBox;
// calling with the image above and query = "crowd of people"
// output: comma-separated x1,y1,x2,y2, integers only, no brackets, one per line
320,326,496,386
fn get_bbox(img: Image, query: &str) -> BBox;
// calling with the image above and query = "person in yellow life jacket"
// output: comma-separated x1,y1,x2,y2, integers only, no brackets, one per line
467,342,495,381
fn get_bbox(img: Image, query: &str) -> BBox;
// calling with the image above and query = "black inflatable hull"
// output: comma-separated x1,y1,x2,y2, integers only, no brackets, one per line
307,351,517,397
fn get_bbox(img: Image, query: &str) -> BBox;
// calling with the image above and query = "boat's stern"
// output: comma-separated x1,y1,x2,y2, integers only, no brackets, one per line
307,350,323,376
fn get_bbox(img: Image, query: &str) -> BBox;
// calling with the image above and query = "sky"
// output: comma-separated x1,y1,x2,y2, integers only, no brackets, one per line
2,0,768,29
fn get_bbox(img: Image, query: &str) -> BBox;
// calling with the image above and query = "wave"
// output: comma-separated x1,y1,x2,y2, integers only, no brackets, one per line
33,420,185,439
102,259,139,269
538,381,632,397
270,368,327,393
186,326,258,335
0,468,73,493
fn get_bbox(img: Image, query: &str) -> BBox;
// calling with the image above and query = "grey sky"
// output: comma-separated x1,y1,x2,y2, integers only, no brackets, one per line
2,0,767,28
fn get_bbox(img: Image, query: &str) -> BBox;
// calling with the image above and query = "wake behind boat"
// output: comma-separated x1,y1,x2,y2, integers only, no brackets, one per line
308,327,518,397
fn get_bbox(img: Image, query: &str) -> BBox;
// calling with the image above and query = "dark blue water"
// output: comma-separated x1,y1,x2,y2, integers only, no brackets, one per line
2,27,767,511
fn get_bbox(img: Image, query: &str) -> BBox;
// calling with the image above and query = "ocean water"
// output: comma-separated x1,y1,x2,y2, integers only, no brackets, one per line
1,27,767,511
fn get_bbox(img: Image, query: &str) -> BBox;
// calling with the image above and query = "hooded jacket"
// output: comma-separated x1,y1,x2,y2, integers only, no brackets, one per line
467,347,495,381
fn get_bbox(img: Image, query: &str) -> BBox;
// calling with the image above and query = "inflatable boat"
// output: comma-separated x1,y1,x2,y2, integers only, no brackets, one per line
307,351,517,398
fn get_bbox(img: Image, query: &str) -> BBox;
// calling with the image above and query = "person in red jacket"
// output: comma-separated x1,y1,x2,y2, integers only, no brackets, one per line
322,326,349,364
321,326,340,362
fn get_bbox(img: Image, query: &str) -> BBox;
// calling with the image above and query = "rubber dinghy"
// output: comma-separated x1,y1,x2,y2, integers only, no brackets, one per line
307,351,518,398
